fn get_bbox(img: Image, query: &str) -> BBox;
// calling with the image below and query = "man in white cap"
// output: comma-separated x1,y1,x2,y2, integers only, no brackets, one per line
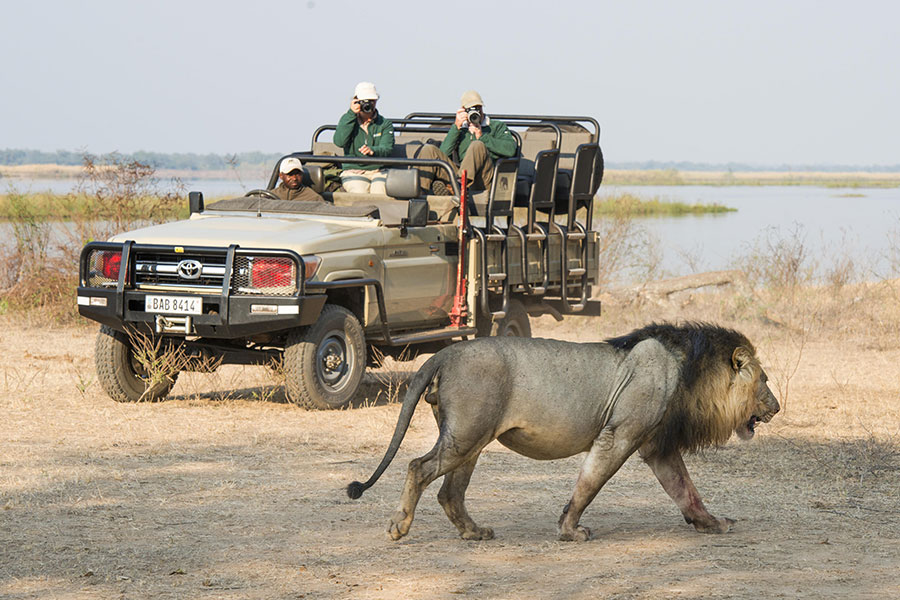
272,157,325,202
416,90,516,195
333,81,395,194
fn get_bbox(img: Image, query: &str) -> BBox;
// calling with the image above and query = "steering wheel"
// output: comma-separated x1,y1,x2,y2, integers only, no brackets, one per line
244,189,280,200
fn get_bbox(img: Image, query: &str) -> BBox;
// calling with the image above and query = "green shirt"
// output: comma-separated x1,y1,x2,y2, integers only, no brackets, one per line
333,110,395,171
439,117,517,162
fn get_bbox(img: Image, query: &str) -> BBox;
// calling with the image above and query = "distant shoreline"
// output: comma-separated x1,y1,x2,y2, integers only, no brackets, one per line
3,164,899,188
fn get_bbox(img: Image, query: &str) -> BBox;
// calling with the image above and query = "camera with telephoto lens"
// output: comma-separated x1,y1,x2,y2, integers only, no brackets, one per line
465,106,483,127
358,99,375,114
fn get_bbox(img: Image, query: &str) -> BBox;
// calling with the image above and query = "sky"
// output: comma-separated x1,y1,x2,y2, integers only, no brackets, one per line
2,0,898,166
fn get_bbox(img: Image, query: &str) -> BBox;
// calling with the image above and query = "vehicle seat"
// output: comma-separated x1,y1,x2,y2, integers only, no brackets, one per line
304,165,325,194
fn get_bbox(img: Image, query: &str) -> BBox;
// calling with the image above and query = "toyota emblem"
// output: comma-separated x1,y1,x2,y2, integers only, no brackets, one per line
176,259,202,280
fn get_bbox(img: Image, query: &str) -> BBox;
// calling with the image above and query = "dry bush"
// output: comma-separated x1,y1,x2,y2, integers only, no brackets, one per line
0,154,183,322
126,330,191,401
59,153,183,264
367,346,414,404
593,206,662,289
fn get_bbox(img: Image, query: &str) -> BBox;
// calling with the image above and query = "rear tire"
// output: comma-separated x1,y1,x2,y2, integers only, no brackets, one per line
95,325,178,402
477,298,532,338
283,304,365,409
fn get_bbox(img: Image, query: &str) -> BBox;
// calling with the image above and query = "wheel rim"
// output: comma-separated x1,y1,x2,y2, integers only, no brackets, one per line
315,329,355,392
128,350,151,385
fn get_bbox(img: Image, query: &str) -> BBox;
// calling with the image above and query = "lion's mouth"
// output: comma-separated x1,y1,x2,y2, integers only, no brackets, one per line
737,415,761,440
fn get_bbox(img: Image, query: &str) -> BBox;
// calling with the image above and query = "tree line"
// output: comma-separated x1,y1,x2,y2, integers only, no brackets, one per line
2,148,898,173
0,149,283,170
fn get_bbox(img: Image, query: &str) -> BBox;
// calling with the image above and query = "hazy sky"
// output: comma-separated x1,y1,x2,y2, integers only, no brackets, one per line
2,0,898,166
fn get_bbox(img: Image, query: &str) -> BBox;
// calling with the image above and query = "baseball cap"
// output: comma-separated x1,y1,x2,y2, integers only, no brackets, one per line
354,81,379,101
279,157,304,174
460,90,484,109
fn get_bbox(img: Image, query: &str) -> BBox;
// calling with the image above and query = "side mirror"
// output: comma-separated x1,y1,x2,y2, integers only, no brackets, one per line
406,198,428,228
189,191,204,215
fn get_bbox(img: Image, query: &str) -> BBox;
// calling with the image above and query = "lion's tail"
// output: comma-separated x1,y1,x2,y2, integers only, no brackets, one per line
346,352,443,500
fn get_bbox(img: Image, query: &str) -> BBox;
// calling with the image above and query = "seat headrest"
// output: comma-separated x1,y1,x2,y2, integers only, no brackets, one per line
385,169,420,200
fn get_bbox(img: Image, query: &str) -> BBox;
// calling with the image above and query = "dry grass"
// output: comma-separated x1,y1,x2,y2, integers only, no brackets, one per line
2,166,900,597
2,278,900,599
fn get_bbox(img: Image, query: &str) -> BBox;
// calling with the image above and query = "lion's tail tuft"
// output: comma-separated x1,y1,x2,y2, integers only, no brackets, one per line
346,481,366,499
345,352,444,500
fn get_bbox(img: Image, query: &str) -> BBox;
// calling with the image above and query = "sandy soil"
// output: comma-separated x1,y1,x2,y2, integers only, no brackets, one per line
1,294,899,599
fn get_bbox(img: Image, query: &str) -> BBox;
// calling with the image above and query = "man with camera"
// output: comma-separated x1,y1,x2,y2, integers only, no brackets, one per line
417,90,516,195
333,81,395,194
272,157,325,202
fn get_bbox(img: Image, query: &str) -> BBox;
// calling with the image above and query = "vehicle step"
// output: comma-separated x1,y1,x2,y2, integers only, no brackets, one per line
387,326,478,346
567,268,586,276
487,272,507,282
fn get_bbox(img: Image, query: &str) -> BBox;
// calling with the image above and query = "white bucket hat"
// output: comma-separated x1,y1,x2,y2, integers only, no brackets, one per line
354,81,379,100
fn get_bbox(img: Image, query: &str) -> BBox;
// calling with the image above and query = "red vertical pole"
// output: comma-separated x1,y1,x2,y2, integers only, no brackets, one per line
449,170,468,328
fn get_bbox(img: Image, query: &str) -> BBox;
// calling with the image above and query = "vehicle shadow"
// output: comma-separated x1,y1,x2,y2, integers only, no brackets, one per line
166,371,417,408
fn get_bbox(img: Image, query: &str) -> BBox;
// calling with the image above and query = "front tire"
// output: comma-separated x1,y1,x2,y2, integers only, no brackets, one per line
95,325,178,402
283,304,365,409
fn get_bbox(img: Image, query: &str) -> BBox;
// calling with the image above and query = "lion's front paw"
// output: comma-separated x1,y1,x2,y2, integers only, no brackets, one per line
558,525,592,542
461,526,494,541
693,516,735,534
388,510,411,541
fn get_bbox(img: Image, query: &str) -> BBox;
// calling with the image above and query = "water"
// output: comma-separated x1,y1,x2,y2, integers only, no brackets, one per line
5,177,900,280
2,177,252,198
596,185,900,279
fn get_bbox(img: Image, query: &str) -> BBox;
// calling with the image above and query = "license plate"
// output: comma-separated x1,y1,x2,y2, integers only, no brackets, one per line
145,295,202,315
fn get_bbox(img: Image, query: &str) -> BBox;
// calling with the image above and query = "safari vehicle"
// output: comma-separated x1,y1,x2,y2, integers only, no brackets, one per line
76,113,604,409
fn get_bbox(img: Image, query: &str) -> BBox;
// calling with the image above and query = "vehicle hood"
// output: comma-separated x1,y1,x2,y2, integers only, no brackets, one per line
109,214,382,254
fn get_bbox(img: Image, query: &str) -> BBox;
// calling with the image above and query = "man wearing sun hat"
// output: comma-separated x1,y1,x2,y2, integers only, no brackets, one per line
272,157,325,202
416,90,516,195
333,81,395,194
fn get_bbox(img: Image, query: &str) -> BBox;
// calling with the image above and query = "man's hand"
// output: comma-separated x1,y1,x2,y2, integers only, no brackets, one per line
455,108,467,128
469,123,483,139
351,99,361,114
358,144,374,156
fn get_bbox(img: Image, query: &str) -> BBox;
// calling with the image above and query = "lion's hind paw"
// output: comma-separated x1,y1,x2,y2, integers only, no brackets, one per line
694,516,735,534
461,526,494,541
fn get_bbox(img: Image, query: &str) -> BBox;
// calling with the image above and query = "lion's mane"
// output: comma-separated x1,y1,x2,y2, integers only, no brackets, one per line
606,322,760,457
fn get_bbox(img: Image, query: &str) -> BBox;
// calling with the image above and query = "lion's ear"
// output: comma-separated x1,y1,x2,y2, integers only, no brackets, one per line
732,346,755,381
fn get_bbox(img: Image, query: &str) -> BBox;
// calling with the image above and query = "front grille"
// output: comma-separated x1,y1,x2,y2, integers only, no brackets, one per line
134,251,227,291
128,250,297,296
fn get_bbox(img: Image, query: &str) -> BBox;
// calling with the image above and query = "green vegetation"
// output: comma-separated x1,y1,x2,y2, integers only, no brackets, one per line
0,191,187,221
595,192,736,217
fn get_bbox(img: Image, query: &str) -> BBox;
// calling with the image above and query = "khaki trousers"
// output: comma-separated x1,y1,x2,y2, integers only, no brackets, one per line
417,141,494,193
340,169,388,194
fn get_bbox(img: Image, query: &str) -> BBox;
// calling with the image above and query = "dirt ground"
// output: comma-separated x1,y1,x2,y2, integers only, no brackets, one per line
2,290,899,599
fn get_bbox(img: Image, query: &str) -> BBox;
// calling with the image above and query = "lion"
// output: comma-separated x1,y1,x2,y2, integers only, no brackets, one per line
347,322,779,541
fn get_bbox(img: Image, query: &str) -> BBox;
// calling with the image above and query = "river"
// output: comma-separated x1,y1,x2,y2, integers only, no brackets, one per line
4,177,900,281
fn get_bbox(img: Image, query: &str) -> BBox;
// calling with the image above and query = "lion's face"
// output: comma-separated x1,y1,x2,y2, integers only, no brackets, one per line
732,348,780,441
